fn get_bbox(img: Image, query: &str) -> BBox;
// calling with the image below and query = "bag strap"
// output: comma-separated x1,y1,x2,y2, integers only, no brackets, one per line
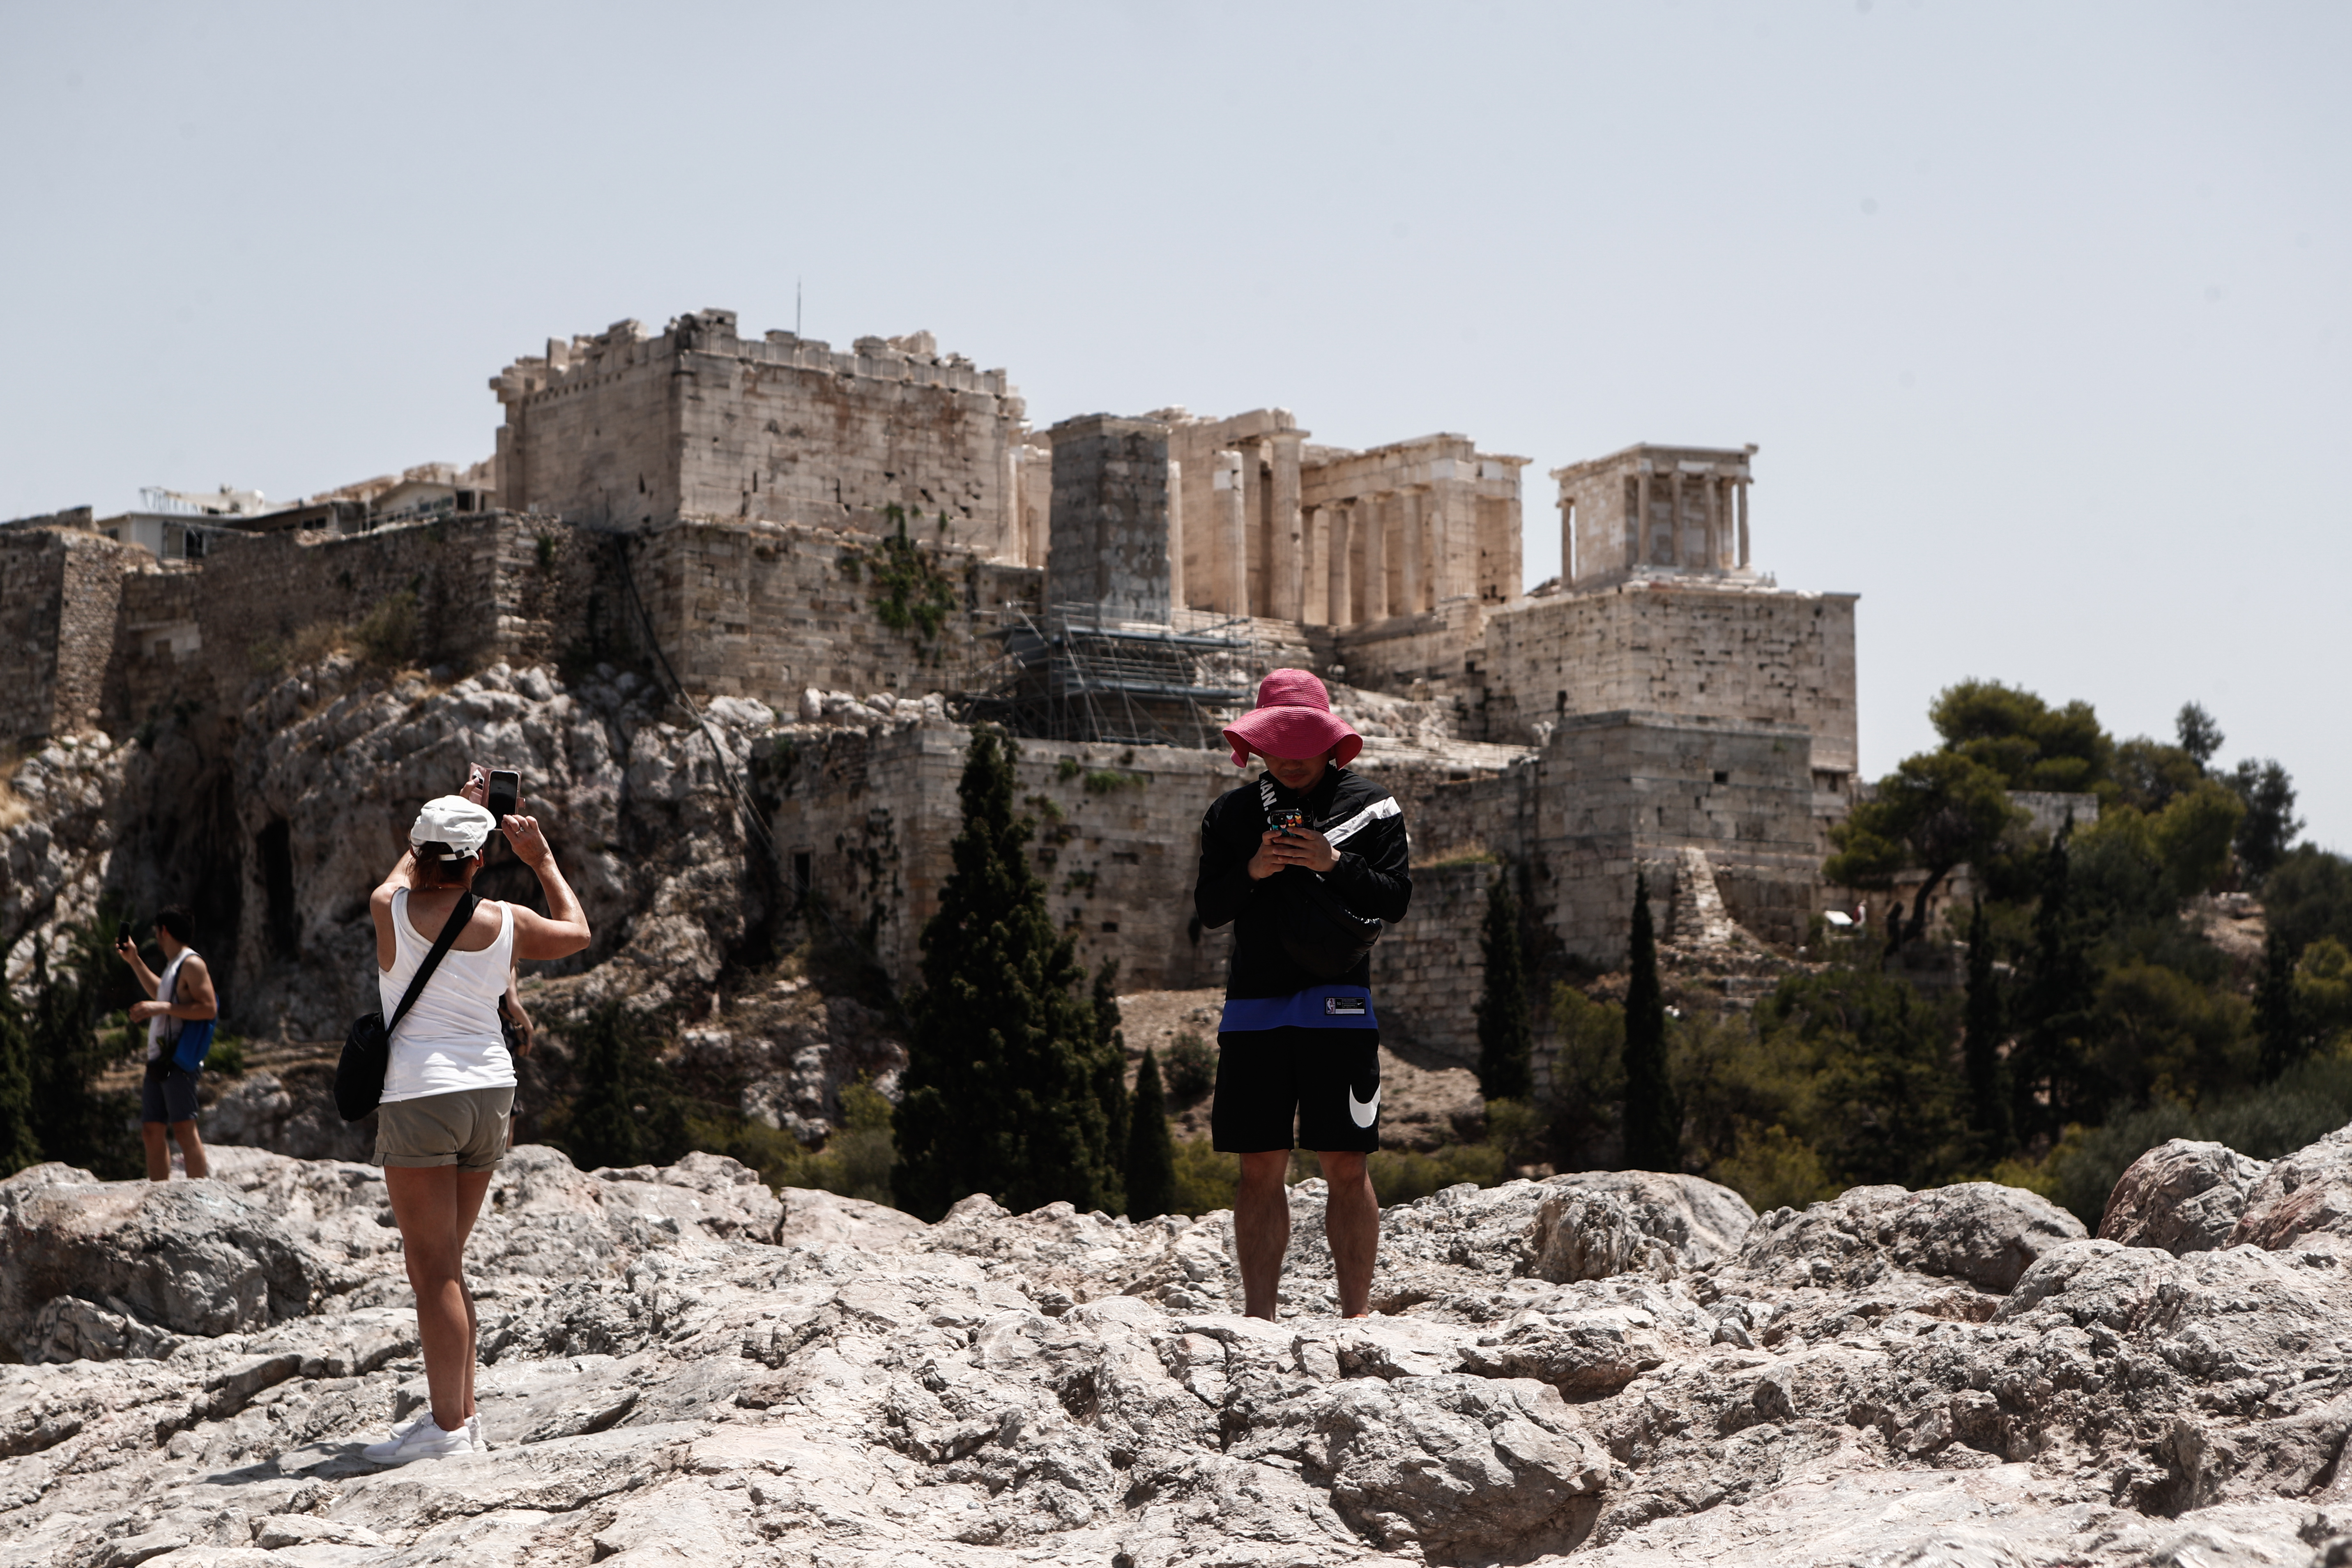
387,890,479,1039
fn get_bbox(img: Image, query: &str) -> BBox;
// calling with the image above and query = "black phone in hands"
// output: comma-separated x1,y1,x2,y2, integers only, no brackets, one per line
486,770,520,821
1268,806,1307,836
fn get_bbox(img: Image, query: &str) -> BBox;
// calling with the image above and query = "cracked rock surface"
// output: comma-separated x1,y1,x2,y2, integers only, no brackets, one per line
6,1132,2352,1566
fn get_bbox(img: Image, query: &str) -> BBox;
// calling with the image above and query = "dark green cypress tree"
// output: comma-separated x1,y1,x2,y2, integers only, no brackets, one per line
1125,1046,1179,1222
1090,958,1130,1218
1961,899,2011,1156
893,728,1119,1220
2257,929,2304,1081
1620,873,1681,1171
2013,825,2099,1141
552,1002,688,1171
1474,870,1534,1103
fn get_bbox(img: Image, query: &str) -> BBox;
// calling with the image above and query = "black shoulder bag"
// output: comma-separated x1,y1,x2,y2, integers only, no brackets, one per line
1257,777,1386,979
336,891,479,1122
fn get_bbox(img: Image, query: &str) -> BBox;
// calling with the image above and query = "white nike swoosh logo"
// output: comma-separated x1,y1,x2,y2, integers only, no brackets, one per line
1349,1085,1381,1128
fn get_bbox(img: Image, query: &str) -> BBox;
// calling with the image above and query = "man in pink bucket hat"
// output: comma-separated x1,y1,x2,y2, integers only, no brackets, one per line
1195,668,1412,1319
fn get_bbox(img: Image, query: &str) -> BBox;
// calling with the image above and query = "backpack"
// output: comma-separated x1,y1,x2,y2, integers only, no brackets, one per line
335,891,478,1123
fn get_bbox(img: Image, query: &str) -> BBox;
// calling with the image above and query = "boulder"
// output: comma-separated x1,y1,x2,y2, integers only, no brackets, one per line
1731,1180,2085,1295
1542,1170,1757,1269
2099,1138,2272,1254
0,1167,355,1356
2232,1123,2352,1256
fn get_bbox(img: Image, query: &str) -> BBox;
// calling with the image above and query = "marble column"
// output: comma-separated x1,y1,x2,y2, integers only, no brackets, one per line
1269,431,1306,621
1238,440,1266,616
1635,472,1652,566
1212,449,1246,616
1705,474,1721,570
1737,481,1751,567
1363,492,1391,620
1166,458,1185,610
1305,504,1330,625
1399,487,1426,613
1328,503,1353,626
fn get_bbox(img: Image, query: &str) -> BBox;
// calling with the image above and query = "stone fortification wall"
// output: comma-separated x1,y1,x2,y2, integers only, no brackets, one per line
494,312,1025,554
0,528,145,744
768,722,1240,992
769,720,1511,996
1367,861,1492,1068
180,513,602,714
1371,711,1822,969
628,519,1041,707
1479,581,1859,773
0,530,72,742
9,508,1051,748
1328,601,1485,709
1530,711,1823,962
112,569,204,725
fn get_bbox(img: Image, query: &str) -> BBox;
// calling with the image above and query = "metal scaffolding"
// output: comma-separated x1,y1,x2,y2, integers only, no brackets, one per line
959,602,1260,749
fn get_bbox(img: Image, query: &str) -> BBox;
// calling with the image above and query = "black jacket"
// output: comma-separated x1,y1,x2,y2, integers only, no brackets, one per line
1194,766,1413,999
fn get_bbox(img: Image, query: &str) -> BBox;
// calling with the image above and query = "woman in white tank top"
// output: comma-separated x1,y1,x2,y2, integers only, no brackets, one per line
359,775,591,1467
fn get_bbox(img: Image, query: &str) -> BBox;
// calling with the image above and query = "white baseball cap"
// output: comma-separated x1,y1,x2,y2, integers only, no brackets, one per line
410,795,497,859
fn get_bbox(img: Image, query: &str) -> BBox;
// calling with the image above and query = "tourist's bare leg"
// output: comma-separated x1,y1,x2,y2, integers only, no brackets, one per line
451,1168,494,1419
1317,1150,1379,1317
170,1119,209,1179
1234,1150,1292,1319
384,1165,470,1432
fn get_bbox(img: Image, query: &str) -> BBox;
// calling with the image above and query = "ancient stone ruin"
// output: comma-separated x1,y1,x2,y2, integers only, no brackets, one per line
0,308,1872,1067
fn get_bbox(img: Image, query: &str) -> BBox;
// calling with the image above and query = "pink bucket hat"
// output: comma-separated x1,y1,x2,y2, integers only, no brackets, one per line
1222,670,1362,769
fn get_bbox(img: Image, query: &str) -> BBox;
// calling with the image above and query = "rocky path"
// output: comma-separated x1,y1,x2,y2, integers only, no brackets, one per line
4,1128,2352,1566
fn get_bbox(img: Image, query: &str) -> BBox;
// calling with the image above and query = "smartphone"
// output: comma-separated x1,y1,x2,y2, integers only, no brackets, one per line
1268,806,1306,836
117,922,134,949
486,769,520,821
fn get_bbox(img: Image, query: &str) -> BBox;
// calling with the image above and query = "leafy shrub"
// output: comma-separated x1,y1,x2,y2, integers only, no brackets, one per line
543,1002,690,1171
2033,1051,2352,1227
688,1080,899,1207
1709,1123,1836,1212
205,1033,248,1076
1366,1142,1507,1206
352,590,419,668
1164,1031,1215,1100
1171,1135,1238,1216
1083,770,1145,795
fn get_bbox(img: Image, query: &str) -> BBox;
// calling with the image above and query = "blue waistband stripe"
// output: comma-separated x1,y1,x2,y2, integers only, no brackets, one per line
1220,987,1380,1032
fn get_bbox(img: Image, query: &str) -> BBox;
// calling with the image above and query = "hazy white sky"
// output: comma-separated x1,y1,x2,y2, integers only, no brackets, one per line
4,3,2346,845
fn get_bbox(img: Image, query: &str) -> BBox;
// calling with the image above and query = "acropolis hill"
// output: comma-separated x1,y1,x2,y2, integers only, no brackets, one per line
0,309,1860,1057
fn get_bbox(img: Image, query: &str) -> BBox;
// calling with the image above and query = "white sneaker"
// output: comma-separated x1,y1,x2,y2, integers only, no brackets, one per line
362,1416,472,1465
373,1412,428,1447
467,1413,488,1452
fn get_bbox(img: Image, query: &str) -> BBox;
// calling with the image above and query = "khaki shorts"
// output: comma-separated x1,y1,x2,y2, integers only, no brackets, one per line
374,1087,516,1172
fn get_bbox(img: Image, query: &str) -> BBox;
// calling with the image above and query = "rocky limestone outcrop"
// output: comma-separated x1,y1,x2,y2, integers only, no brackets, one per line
2100,1138,2275,1255
0,658,932,1111
5,1126,2352,1566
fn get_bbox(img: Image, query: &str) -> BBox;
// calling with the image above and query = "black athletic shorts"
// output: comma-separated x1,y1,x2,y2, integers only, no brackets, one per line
1211,1026,1381,1154
140,1065,200,1125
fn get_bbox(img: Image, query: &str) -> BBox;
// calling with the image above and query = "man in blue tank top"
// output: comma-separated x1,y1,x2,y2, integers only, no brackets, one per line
1194,671,1411,1319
